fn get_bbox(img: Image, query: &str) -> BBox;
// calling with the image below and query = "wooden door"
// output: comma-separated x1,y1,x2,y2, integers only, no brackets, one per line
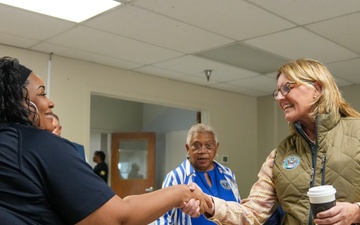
111,132,155,198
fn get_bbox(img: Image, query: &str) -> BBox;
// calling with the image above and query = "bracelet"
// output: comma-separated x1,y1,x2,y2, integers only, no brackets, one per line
352,203,360,225
356,202,360,208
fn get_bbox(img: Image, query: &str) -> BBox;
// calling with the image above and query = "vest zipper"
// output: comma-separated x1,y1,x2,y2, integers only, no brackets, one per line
321,154,326,185
293,119,319,225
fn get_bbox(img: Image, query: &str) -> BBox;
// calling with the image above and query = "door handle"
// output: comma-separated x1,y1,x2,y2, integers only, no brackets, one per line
145,186,153,192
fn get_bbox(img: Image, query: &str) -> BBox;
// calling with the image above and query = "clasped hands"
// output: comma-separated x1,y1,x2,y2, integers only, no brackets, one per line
177,183,214,218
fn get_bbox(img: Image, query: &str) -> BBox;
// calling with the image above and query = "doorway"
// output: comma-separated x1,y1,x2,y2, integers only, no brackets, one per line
89,94,205,190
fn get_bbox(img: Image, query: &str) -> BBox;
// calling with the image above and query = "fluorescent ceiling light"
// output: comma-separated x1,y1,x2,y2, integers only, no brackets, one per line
0,0,121,23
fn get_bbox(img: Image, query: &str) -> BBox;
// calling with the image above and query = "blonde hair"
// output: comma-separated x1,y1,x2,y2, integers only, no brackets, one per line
277,58,360,127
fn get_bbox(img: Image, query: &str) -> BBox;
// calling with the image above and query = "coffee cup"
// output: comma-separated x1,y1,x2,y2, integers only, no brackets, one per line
307,185,336,218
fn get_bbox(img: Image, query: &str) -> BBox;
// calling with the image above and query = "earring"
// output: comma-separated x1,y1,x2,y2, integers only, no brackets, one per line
29,101,39,114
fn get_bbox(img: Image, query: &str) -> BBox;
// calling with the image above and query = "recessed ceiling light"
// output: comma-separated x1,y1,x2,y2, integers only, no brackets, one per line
0,0,121,23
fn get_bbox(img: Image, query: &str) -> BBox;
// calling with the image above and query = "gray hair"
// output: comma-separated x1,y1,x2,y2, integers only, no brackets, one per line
186,123,218,145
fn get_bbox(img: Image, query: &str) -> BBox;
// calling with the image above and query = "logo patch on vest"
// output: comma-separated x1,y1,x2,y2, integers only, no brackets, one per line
282,154,301,170
220,180,231,190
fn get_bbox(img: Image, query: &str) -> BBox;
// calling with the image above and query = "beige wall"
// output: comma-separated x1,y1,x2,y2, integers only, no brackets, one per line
341,85,360,112
3,44,359,198
1,45,258,196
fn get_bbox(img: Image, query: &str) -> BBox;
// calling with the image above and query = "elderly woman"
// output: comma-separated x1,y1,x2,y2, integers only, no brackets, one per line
0,56,211,224
157,123,241,225
199,58,360,225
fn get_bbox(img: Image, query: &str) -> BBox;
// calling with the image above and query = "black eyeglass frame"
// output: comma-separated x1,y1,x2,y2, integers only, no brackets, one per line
273,82,296,100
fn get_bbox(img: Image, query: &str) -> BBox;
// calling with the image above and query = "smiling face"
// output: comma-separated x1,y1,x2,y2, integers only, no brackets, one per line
275,73,318,125
25,73,55,130
186,131,218,172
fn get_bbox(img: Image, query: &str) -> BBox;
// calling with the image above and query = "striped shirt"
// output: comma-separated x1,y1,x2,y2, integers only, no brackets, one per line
156,159,240,225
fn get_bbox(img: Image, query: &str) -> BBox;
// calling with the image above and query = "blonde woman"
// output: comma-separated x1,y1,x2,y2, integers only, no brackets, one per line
201,58,360,225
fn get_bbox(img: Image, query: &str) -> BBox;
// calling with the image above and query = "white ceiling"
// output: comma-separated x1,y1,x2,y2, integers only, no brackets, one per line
1,0,359,97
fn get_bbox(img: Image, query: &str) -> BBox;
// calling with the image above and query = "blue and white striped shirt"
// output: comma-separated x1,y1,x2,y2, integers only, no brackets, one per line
156,159,240,225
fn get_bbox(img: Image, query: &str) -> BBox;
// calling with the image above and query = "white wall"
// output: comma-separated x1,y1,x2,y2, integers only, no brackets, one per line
165,130,188,173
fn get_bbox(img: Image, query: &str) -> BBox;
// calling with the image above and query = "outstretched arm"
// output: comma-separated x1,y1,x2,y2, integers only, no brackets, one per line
76,184,212,225
181,150,277,225
205,150,278,225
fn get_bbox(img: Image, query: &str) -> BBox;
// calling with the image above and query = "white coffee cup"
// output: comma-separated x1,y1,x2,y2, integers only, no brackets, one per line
307,185,336,218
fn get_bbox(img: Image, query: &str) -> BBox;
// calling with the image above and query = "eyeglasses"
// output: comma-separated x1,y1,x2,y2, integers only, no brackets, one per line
190,142,216,153
273,82,296,100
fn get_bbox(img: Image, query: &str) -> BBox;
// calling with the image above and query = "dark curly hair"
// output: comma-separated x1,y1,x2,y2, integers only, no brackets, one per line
0,56,33,125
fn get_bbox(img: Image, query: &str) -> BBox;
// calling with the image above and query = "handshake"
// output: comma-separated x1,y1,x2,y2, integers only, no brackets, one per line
177,183,214,218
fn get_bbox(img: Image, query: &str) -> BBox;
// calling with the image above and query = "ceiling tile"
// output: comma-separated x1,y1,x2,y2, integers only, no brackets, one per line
327,58,360,83
265,71,278,79
85,5,233,53
32,42,143,70
245,27,359,63
250,0,360,24
332,76,355,87
135,65,225,90
151,55,260,81
0,4,75,40
306,12,360,54
135,66,200,81
210,82,268,96
0,32,39,48
1,0,359,97
133,0,295,40
45,26,183,64
230,75,277,94
197,42,289,74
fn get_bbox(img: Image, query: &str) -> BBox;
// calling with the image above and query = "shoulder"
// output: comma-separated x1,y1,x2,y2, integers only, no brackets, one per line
162,159,193,186
7,123,46,138
4,124,67,149
166,160,188,176
214,161,233,173
319,117,360,142
100,162,108,168
14,125,84,165
17,124,69,145
338,117,360,132
71,142,84,149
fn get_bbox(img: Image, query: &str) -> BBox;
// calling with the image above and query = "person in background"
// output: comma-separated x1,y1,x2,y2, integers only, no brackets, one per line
264,205,284,225
93,150,109,183
128,162,143,179
51,113,62,136
157,123,241,225
0,56,211,224
196,58,360,224
51,113,87,161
